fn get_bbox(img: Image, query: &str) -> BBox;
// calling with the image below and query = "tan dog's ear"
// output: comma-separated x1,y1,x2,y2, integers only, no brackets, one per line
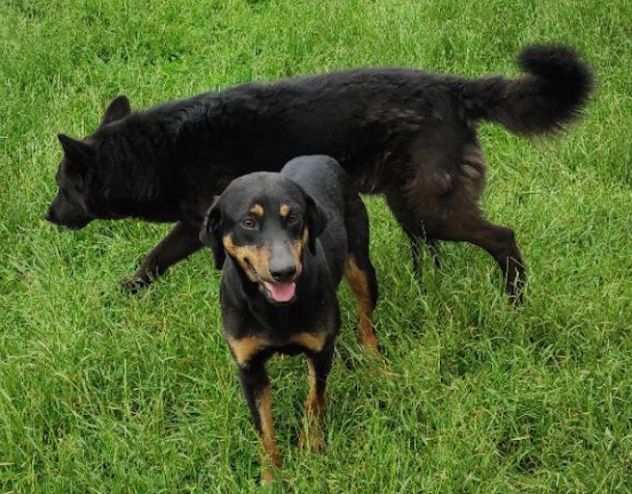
200,196,225,269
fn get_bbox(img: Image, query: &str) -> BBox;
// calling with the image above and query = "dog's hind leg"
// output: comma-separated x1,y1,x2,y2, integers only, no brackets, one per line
405,230,442,274
393,171,526,301
427,239,442,269
436,215,526,303
122,221,202,292
344,194,379,352
413,139,525,302
385,191,440,278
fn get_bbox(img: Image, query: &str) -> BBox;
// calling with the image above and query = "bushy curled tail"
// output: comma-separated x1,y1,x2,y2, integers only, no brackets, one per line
462,44,594,134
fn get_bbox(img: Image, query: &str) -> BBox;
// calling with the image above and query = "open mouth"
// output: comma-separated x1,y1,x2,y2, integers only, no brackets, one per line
243,259,297,304
261,281,297,304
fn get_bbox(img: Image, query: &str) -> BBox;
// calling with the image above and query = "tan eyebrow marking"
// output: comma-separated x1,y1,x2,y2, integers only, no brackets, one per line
280,204,290,217
249,204,264,217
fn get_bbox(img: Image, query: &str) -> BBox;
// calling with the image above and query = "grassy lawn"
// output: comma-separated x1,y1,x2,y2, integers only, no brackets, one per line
1,0,631,492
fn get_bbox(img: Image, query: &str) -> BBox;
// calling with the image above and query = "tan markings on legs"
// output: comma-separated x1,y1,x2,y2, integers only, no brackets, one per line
258,384,281,483
289,332,327,353
344,256,379,352
299,358,326,451
223,234,272,282
249,203,264,217
280,203,290,217
226,335,269,366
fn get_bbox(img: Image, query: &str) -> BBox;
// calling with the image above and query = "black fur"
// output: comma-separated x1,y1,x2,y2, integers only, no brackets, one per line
462,44,594,134
46,44,593,299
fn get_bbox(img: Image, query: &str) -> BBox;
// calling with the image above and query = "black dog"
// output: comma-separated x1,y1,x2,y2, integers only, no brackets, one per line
46,44,592,301
200,155,378,482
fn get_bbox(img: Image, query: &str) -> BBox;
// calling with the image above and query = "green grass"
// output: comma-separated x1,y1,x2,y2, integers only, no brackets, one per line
1,0,631,492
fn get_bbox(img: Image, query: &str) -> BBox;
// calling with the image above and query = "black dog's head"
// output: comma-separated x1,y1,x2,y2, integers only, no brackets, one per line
45,95,132,229
200,172,326,305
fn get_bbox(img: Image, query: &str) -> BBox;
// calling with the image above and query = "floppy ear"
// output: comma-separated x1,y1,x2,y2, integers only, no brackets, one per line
200,196,225,270
304,193,327,255
101,95,131,126
57,134,95,170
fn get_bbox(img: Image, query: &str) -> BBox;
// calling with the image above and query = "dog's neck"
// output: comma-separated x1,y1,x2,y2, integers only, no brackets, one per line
96,103,228,224
91,117,186,221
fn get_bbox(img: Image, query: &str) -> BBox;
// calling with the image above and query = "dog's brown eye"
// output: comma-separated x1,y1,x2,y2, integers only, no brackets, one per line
241,216,257,229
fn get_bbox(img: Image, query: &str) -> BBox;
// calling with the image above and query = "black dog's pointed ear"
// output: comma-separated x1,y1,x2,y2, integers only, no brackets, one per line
101,95,131,126
200,196,225,269
57,134,95,167
304,193,327,255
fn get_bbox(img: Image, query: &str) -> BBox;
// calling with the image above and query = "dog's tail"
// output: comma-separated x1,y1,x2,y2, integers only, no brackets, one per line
461,44,594,135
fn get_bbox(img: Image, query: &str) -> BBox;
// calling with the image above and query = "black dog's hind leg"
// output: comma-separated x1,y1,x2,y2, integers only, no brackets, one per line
344,194,379,351
122,221,203,292
299,344,335,451
386,191,440,279
239,362,281,484
406,230,440,275
436,216,526,303
389,188,526,303
426,238,442,269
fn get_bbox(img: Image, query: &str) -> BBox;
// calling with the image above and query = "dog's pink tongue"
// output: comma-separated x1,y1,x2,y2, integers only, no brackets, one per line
264,281,296,302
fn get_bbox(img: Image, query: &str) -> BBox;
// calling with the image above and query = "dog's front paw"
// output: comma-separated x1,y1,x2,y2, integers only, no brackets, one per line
298,427,325,452
120,276,151,294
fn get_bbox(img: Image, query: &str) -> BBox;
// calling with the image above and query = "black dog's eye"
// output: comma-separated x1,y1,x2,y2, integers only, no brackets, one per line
241,216,257,229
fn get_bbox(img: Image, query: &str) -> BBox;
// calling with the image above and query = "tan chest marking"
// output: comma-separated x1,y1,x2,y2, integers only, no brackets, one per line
227,335,269,366
289,331,327,353
227,331,327,365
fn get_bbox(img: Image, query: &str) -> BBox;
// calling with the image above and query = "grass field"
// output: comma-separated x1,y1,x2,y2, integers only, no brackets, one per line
1,0,632,492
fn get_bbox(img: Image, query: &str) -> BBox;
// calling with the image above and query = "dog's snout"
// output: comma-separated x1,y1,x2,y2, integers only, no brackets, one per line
269,241,298,282
270,265,297,282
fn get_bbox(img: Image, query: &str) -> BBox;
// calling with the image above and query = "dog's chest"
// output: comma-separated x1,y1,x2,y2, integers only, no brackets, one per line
226,330,327,366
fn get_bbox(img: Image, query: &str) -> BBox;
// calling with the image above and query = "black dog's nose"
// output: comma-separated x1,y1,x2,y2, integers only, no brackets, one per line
270,265,297,282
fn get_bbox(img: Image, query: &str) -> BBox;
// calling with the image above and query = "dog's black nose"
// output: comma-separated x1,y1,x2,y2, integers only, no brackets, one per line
270,265,296,282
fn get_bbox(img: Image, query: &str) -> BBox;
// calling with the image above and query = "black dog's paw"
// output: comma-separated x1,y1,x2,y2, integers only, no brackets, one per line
120,276,151,294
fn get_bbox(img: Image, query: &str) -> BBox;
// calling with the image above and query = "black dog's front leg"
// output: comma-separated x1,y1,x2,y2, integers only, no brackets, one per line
122,221,203,292
299,343,335,451
239,362,281,484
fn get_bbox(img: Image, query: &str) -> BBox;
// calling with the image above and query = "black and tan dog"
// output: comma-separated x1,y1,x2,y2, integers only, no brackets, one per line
46,44,593,301
200,155,378,482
